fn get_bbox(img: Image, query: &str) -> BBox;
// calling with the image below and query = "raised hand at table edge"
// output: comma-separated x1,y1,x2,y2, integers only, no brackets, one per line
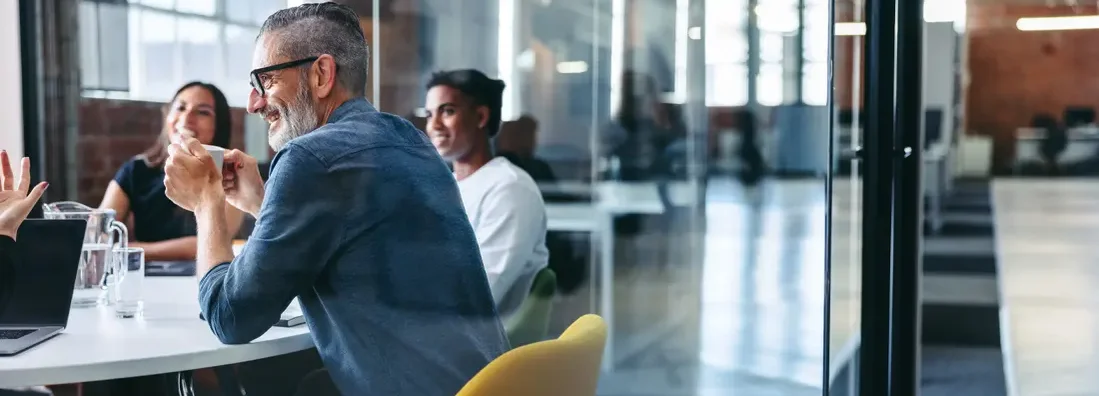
222,149,265,217
0,151,48,239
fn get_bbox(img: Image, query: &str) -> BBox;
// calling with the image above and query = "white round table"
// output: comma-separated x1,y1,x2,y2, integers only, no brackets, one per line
0,277,313,388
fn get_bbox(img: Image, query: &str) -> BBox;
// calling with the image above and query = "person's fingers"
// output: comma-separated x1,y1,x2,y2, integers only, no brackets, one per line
1,151,13,191
223,149,246,168
172,154,203,175
167,143,184,158
17,157,31,194
27,181,47,200
182,137,206,157
23,182,47,205
224,149,254,167
11,182,48,218
175,126,197,140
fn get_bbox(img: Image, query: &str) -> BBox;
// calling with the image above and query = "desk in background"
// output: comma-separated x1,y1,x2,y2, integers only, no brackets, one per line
1014,126,1099,169
543,181,701,372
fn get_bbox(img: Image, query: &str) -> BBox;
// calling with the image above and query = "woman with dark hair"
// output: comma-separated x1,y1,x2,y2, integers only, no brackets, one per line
99,82,243,261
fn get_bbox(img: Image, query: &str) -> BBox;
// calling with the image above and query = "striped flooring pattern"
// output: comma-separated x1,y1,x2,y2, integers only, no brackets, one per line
921,179,1007,396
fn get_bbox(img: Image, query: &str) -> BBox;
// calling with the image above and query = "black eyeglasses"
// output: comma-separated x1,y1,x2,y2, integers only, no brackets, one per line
249,57,319,97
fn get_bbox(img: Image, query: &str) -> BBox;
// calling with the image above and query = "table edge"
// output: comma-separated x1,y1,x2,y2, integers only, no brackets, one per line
0,333,314,388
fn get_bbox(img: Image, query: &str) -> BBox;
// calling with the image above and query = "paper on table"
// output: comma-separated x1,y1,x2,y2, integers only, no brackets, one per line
277,298,305,327
283,299,302,317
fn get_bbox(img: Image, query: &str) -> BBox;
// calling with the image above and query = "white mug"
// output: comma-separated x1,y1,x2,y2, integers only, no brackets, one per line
203,145,224,170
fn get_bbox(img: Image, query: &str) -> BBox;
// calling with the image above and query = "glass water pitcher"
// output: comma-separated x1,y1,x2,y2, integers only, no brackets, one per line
42,201,128,307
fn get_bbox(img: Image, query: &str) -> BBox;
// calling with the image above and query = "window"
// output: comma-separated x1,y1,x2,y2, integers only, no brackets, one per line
83,0,288,107
802,63,828,106
130,8,179,102
705,0,749,106
755,1,799,34
756,0,797,106
707,64,748,107
758,63,784,106
226,26,262,102
176,0,217,16
81,1,130,92
227,0,287,26
802,0,829,105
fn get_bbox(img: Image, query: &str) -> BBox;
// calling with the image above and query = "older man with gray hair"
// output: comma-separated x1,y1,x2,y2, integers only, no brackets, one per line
161,2,509,395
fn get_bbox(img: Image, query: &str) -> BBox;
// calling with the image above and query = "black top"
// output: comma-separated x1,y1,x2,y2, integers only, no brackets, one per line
0,235,13,317
113,157,197,242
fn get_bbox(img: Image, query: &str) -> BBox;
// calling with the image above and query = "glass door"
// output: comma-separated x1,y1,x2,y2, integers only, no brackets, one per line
827,0,925,392
826,0,864,392
372,0,847,394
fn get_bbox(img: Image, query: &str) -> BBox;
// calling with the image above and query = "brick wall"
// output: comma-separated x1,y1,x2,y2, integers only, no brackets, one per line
966,4,1099,171
76,98,245,205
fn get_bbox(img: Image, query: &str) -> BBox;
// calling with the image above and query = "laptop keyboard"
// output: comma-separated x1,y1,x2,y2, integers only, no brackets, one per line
0,329,34,340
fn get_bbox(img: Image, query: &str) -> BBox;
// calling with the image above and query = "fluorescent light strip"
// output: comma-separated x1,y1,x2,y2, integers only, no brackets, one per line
1017,15,1099,31
610,0,625,116
672,0,689,104
835,22,867,36
556,61,589,74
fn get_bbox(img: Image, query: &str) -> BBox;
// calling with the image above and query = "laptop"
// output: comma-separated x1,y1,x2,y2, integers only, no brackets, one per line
0,219,87,356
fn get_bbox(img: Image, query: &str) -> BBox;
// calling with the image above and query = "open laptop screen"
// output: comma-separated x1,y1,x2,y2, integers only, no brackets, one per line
0,219,86,327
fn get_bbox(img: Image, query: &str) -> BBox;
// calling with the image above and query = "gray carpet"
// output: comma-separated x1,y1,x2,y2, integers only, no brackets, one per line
920,179,1007,396
921,346,1007,396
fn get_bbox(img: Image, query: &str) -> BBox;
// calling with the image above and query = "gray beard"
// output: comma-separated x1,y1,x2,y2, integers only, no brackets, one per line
269,80,318,152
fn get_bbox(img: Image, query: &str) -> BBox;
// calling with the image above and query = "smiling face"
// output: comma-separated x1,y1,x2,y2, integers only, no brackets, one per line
166,86,218,145
247,34,319,152
424,85,489,162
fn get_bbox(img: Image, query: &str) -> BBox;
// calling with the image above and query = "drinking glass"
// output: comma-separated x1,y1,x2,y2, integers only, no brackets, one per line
112,247,145,318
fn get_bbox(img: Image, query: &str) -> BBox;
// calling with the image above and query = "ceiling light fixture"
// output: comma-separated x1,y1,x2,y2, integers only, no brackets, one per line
1016,15,1099,31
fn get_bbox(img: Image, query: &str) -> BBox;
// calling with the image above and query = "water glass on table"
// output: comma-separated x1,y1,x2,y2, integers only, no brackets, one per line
111,247,145,318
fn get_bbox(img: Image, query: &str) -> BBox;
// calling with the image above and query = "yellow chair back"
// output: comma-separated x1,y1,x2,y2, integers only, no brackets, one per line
457,314,607,396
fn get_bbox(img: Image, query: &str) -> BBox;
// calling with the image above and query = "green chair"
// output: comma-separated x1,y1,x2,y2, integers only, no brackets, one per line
505,268,557,348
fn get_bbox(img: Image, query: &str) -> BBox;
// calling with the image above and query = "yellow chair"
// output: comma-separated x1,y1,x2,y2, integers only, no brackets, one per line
457,314,607,396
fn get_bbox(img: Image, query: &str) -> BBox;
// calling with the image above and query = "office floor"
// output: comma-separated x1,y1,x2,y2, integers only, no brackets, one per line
994,180,1099,396
590,178,837,395
590,177,1012,395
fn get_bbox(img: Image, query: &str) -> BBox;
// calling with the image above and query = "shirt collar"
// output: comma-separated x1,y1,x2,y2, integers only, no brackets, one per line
328,97,376,123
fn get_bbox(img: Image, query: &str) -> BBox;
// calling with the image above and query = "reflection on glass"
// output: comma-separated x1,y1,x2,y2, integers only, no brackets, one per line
829,0,864,392
378,0,837,392
46,0,848,393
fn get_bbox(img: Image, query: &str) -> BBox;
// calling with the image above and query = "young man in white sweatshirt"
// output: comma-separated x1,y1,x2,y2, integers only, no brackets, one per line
423,69,550,320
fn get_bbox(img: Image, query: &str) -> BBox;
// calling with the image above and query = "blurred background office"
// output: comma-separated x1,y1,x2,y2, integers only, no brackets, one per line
8,0,1099,395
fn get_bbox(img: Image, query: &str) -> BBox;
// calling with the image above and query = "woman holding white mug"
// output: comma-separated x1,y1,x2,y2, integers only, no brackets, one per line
99,81,243,262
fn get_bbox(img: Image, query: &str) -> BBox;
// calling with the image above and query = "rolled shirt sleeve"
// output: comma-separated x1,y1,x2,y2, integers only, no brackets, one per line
199,143,346,344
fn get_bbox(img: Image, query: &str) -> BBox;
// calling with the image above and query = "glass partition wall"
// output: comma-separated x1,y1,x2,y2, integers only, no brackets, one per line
372,0,836,394
21,0,925,394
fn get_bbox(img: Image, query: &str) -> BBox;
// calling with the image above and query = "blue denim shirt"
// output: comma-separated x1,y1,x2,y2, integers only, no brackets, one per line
199,98,509,395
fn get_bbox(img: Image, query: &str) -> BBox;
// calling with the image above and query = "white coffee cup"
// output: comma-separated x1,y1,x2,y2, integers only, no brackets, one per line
203,145,224,170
